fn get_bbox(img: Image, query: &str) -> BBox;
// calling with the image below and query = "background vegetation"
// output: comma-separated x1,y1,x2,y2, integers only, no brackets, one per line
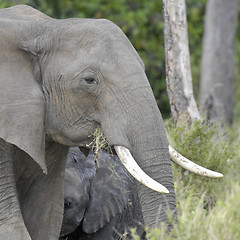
164,120,240,240
1,1,240,239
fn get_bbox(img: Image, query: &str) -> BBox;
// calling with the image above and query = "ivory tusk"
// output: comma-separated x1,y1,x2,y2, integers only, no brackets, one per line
114,145,169,194
169,145,223,178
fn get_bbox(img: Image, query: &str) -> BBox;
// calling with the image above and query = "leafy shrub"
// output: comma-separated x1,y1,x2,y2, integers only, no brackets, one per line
167,120,237,207
142,120,240,240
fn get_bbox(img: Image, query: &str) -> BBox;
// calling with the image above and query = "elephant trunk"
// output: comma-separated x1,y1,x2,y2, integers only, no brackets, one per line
129,114,176,228
102,83,177,229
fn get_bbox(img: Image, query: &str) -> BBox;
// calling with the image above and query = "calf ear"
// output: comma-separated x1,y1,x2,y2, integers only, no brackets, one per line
79,146,90,157
0,16,46,172
82,152,132,233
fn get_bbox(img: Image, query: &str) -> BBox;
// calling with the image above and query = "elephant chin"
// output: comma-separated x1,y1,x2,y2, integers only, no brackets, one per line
46,131,94,147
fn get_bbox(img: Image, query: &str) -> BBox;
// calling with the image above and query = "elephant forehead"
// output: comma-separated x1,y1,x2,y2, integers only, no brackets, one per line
60,18,126,43
64,168,82,185
57,19,144,70
65,166,93,185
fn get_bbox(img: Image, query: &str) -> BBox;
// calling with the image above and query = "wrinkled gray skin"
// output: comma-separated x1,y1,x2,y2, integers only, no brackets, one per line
0,5,176,240
60,147,145,240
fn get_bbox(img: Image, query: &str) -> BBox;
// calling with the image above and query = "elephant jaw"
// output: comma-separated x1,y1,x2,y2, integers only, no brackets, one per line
114,145,223,194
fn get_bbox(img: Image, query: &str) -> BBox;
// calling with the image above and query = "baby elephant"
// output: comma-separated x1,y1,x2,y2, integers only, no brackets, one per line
60,147,145,240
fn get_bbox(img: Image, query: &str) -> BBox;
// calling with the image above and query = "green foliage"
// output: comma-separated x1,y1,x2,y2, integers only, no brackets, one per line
143,183,240,240
138,120,240,240
126,121,240,240
167,120,237,206
207,183,240,240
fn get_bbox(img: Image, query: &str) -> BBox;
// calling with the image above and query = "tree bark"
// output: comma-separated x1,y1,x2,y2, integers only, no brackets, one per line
162,0,201,124
199,0,239,125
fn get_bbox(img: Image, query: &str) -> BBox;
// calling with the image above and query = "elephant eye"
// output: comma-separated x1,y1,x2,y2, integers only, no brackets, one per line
72,156,78,163
64,197,73,209
83,77,96,85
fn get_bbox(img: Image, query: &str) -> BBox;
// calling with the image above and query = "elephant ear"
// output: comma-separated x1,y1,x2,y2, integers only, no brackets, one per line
82,151,133,233
0,13,46,172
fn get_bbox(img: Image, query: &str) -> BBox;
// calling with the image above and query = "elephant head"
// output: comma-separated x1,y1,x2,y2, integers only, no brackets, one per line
61,147,142,239
61,148,95,237
0,5,176,239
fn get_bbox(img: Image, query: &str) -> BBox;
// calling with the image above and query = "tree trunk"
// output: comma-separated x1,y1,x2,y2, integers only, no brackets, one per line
162,0,201,124
199,0,239,125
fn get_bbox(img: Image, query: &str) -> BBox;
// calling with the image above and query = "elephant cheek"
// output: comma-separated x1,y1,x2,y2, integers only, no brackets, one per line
60,218,78,237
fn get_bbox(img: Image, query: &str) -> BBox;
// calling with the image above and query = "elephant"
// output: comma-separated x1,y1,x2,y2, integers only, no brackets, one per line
60,147,145,240
0,4,222,240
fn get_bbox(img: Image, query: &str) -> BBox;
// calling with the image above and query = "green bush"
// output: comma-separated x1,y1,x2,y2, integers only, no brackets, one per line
145,183,240,240
167,120,237,205
142,120,240,240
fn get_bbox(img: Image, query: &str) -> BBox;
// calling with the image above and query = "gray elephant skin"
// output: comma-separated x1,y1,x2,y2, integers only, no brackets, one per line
60,147,145,240
0,5,176,240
